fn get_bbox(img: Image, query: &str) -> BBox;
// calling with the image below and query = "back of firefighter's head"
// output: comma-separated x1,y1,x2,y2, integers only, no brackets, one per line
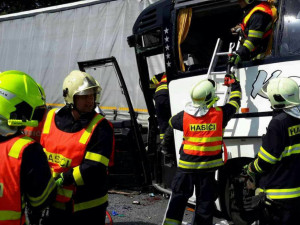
62,70,101,111
261,77,300,109
190,79,218,108
0,70,46,136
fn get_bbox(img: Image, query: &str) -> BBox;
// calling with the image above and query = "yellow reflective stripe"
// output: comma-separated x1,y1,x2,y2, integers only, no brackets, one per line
282,144,300,158
253,158,263,173
0,211,22,220
178,158,223,169
160,133,165,140
184,136,222,143
85,152,109,167
243,40,255,51
155,84,168,92
79,114,103,144
244,6,267,25
258,146,279,164
228,100,240,112
27,177,56,207
229,91,242,99
73,166,84,186
8,136,33,159
248,30,264,38
74,194,108,212
259,187,300,199
168,117,173,128
152,76,159,85
42,108,56,134
164,218,181,225
183,144,221,152
57,187,73,198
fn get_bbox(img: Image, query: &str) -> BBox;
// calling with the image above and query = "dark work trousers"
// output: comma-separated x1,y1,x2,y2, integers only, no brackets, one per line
42,202,107,225
259,198,300,225
164,170,216,225
154,94,171,139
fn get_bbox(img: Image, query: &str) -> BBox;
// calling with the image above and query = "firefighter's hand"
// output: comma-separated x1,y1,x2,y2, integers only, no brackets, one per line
231,24,242,36
228,53,241,66
243,164,256,190
55,173,64,187
223,73,238,87
243,193,266,211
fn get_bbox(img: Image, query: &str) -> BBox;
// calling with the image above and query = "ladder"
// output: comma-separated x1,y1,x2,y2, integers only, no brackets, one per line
206,38,241,104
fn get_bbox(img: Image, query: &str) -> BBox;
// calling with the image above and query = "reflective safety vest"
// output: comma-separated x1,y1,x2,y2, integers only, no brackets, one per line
0,135,34,225
178,107,224,170
41,108,106,208
241,2,275,57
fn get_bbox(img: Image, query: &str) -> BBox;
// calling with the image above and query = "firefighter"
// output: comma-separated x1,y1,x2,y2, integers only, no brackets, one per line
150,72,171,141
0,70,56,225
40,70,114,225
225,0,277,86
23,83,47,142
244,77,300,225
162,75,241,225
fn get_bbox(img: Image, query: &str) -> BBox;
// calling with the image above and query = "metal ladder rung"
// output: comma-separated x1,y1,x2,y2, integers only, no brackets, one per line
211,71,226,75
216,52,230,56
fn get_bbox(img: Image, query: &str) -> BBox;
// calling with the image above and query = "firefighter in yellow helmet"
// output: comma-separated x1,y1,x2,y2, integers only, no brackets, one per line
0,70,56,225
162,75,241,225
40,70,114,225
244,77,300,224
225,0,277,85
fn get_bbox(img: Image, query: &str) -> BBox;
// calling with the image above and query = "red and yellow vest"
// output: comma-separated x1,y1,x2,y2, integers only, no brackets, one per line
0,135,35,225
178,107,224,170
40,108,106,208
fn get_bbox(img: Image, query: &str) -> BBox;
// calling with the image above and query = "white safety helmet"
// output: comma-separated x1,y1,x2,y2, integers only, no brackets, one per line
190,79,219,108
63,70,102,106
261,77,300,109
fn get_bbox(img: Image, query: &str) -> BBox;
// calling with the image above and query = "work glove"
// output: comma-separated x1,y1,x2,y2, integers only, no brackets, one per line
243,192,267,211
223,73,238,87
243,164,256,190
55,173,64,187
228,53,241,66
231,24,242,36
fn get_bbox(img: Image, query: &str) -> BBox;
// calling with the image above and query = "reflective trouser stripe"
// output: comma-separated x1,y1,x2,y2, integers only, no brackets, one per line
163,218,181,225
0,211,21,220
178,158,223,169
259,187,300,199
74,194,108,212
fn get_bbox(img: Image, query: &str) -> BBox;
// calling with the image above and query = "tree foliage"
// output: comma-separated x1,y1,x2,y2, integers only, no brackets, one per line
0,0,81,15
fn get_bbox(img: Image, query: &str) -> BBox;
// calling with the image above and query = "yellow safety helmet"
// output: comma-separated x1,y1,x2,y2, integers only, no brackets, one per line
62,70,101,107
190,79,219,108
0,71,45,135
261,77,300,109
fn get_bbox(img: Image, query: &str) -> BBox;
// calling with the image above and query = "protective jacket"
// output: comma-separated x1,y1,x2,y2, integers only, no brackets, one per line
167,80,241,172
150,73,168,98
250,112,300,200
41,107,114,213
0,134,55,225
238,2,276,60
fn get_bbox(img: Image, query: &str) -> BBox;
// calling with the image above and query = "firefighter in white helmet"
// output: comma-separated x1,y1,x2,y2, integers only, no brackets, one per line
244,77,300,224
225,0,277,85
40,70,114,225
0,70,56,225
162,75,241,225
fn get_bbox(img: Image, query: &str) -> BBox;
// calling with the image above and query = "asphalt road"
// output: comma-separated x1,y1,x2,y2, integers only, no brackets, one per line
106,189,232,225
